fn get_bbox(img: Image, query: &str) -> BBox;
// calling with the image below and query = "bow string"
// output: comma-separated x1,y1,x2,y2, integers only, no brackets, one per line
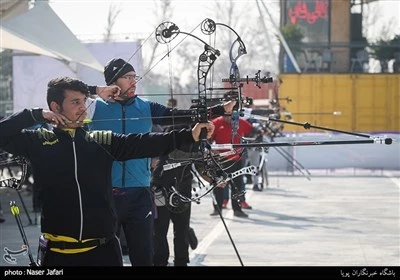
153,19,261,203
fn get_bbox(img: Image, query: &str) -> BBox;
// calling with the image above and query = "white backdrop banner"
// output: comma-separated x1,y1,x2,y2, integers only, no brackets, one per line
13,41,142,112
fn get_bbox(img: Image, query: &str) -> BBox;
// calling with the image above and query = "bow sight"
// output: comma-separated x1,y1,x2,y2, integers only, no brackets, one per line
222,70,273,88
190,94,254,120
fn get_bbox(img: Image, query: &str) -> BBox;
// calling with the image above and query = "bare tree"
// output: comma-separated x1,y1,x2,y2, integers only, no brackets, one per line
139,0,181,106
363,0,400,42
203,2,279,79
142,0,281,107
103,3,122,42
146,0,174,70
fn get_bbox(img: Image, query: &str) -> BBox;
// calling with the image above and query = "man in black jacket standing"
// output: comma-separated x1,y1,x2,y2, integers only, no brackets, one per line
0,77,214,266
151,124,200,266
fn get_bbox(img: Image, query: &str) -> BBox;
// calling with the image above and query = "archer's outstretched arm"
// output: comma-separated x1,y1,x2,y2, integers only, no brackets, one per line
149,100,236,126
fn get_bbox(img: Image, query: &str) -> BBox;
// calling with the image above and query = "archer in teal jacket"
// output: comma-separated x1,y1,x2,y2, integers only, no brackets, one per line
86,58,235,266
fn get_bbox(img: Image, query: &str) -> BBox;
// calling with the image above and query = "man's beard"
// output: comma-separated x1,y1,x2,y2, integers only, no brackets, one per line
121,86,136,99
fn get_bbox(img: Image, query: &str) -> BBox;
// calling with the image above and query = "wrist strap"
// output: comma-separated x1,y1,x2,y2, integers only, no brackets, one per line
30,108,46,123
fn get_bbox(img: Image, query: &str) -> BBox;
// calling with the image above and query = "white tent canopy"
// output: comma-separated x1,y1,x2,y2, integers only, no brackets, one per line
1,27,60,59
0,0,103,72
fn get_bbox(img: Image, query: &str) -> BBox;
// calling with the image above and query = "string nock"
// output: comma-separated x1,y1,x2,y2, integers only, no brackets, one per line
373,137,393,145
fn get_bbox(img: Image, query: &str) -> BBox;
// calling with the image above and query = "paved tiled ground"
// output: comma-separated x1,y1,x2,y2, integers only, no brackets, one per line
0,170,399,270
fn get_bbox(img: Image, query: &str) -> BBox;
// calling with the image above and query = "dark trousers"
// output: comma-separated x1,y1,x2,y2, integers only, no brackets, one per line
213,160,243,212
113,187,154,266
153,204,191,266
42,236,122,266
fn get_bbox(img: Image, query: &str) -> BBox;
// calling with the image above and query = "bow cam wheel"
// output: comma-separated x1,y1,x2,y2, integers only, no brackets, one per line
155,21,180,44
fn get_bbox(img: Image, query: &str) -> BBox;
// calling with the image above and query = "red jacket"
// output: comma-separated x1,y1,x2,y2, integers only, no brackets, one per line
212,116,253,160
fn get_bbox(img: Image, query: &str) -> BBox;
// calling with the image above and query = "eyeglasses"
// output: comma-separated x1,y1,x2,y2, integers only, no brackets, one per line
120,74,141,82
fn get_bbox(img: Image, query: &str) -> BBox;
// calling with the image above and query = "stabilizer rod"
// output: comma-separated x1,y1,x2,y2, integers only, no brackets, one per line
211,138,391,150
269,118,393,144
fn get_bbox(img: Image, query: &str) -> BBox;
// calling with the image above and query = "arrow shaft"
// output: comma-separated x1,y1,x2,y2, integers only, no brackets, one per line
211,139,381,149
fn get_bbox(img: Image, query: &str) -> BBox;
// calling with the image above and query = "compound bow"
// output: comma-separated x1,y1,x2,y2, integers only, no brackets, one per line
153,19,269,205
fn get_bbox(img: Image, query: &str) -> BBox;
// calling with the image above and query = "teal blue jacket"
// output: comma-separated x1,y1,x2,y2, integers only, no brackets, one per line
89,96,225,188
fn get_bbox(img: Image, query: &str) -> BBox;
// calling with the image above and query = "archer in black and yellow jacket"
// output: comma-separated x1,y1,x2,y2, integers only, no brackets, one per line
0,77,214,266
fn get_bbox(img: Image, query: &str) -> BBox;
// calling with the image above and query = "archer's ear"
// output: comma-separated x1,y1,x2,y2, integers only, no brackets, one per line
49,101,60,113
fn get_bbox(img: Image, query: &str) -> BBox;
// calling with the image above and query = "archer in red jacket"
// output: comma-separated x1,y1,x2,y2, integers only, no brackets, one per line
210,112,254,218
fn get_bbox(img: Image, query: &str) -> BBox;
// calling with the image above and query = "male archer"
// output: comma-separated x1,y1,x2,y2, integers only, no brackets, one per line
86,58,236,266
0,76,214,266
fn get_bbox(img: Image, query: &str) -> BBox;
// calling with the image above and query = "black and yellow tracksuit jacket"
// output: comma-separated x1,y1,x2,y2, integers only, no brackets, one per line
0,109,195,243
